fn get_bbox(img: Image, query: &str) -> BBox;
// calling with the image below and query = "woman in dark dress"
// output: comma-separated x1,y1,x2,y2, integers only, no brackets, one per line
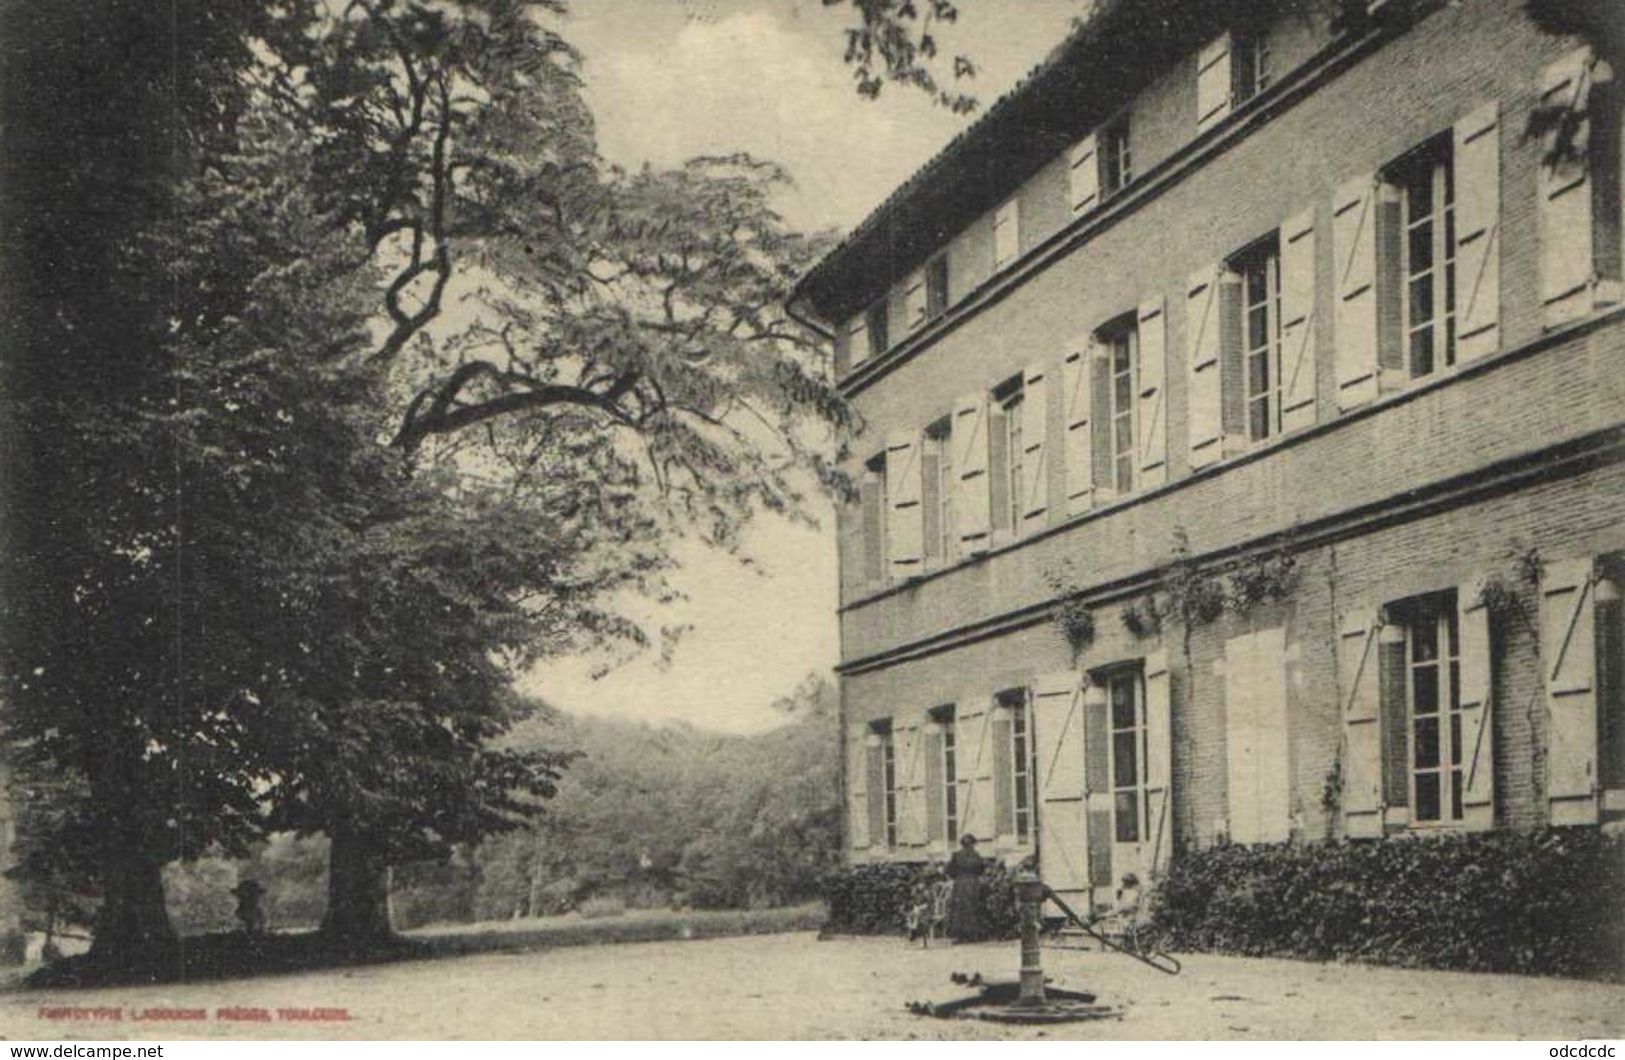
944,834,987,942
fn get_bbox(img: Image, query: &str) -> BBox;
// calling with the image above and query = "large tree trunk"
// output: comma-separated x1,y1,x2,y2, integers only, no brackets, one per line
321,827,393,949
88,843,176,972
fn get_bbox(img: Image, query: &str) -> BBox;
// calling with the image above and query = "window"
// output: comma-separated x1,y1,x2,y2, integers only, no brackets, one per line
1235,236,1283,442
998,381,1025,536
1389,137,1457,377
877,720,898,849
1011,698,1033,844
925,255,950,320
1101,119,1132,200
1102,317,1139,495
1106,669,1146,844
861,450,887,586
1399,593,1464,825
1233,31,1270,105
864,300,889,361
925,416,955,563
931,704,959,843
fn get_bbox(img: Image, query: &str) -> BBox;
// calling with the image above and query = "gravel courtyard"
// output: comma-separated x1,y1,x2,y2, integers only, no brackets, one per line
5,932,1622,1040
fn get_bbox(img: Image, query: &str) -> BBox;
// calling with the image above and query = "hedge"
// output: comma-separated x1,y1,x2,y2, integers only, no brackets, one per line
1149,827,1625,979
820,860,1022,938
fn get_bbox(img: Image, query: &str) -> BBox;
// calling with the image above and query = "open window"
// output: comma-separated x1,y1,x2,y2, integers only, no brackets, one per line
924,704,959,847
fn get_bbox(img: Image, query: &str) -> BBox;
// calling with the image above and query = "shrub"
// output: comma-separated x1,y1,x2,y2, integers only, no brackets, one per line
1149,828,1625,979
819,860,1021,938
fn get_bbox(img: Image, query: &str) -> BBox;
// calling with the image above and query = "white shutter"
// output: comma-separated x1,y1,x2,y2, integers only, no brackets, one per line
1062,344,1095,515
1021,363,1048,531
1457,582,1495,829
958,699,997,841
1333,174,1381,410
953,393,991,552
1542,557,1599,825
1033,672,1089,896
1279,206,1318,432
1143,651,1173,876
1196,33,1233,133
1069,134,1099,216
885,430,923,579
1186,265,1224,468
994,199,1020,270
903,270,927,332
1453,102,1501,360
1136,297,1167,488
848,722,871,850
1338,603,1384,837
1225,629,1291,844
1539,49,1600,328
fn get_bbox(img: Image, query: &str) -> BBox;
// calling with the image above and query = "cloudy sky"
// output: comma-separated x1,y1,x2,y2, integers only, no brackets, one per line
519,0,1088,732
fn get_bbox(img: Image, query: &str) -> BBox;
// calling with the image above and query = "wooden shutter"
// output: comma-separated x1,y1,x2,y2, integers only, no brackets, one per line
1458,582,1495,829
994,199,1020,269
924,724,946,845
846,315,868,368
860,468,884,587
1186,265,1224,468
848,722,871,849
1454,102,1501,360
1279,206,1319,432
1033,673,1089,896
1021,364,1048,531
1539,49,1599,328
1543,557,1599,825
1333,174,1381,410
1144,650,1173,875
1338,603,1384,837
1196,33,1233,133
953,394,991,552
992,707,1015,840
1136,297,1168,488
958,698,997,841
903,270,927,332
896,719,927,846
1069,134,1099,215
1224,629,1291,844
885,431,923,579
1062,345,1095,515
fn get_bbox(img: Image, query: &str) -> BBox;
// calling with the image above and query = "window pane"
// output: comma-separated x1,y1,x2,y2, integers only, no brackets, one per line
1113,732,1138,787
1415,772,1441,822
1409,272,1435,326
1249,397,1268,441
1450,771,1463,820
1114,415,1134,455
1111,681,1135,728
1413,617,1438,662
1114,370,1133,410
1409,221,1434,273
1415,716,1440,769
1114,791,1140,842
1450,712,1462,767
1248,350,1270,394
1414,666,1439,716
1411,326,1435,377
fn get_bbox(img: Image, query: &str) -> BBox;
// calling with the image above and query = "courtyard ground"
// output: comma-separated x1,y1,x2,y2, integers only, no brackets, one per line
3,929,1621,1040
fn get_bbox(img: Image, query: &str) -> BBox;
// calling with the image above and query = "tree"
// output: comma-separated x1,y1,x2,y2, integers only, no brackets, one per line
3,0,854,960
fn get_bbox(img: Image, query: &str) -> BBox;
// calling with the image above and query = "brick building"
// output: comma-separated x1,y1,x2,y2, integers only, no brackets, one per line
788,0,1625,913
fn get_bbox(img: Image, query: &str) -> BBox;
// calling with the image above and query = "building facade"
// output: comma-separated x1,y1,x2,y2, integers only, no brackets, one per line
789,0,1625,913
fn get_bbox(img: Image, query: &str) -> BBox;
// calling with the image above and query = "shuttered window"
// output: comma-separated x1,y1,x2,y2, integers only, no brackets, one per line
880,723,898,849
925,255,950,320
1235,237,1284,442
1107,669,1145,844
864,300,889,361
935,705,960,843
1103,317,1138,496
859,454,886,589
1233,31,1269,105
902,269,927,332
923,417,955,567
1390,136,1459,377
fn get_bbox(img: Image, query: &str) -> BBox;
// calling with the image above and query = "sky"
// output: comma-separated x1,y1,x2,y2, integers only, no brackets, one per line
518,0,1089,733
